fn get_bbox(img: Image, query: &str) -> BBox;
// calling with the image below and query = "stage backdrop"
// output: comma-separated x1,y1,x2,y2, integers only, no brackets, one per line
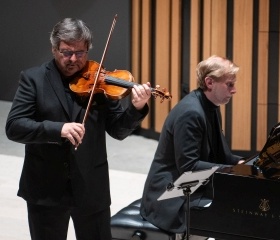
130,0,280,157
0,0,131,101
1,0,280,157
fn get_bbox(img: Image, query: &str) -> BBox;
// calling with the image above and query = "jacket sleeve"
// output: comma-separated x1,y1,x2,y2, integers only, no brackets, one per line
173,110,232,173
104,98,149,140
6,70,64,144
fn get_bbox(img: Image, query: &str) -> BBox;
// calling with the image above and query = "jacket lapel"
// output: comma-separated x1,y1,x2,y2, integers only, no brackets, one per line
72,100,84,122
195,89,214,153
45,60,71,119
45,60,85,122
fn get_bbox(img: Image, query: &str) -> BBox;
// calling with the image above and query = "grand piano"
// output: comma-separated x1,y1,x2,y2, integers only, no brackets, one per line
190,123,280,240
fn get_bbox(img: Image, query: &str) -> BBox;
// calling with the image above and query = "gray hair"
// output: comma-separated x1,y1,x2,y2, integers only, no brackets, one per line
50,18,92,50
196,55,239,90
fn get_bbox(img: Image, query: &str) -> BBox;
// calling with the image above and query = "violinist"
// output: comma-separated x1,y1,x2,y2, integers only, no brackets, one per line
6,18,151,240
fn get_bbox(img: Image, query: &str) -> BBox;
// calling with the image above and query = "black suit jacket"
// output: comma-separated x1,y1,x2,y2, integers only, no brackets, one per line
140,89,241,233
6,60,148,213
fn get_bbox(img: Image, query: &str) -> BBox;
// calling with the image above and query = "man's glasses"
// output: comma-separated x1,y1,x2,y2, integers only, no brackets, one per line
59,50,88,58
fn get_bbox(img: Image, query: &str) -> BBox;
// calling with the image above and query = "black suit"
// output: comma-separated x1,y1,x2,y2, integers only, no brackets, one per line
140,88,241,233
6,59,148,214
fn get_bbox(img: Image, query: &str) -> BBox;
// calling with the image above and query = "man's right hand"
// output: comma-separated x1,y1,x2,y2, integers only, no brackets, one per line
61,122,85,146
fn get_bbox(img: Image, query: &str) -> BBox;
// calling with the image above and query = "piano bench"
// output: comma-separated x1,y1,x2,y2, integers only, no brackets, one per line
111,199,175,240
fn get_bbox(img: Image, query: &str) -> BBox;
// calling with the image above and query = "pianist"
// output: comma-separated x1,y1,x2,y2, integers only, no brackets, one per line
140,55,245,240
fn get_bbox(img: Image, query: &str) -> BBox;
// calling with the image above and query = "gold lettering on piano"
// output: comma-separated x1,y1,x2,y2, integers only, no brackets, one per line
232,199,280,220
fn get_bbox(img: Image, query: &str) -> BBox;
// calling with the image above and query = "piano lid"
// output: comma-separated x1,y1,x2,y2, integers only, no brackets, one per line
253,122,280,179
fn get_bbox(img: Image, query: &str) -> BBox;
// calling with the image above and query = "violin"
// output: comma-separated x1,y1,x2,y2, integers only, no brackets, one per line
73,15,171,151
69,60,172,103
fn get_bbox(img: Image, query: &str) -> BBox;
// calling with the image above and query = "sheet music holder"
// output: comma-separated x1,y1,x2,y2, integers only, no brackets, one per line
158,166,219,240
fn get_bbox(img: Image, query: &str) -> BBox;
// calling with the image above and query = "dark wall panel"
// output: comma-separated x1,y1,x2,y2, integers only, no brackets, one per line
0,0,130,101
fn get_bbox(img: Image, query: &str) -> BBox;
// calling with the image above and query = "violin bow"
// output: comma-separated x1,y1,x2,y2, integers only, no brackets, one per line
82,14,117,125
75,14,118,150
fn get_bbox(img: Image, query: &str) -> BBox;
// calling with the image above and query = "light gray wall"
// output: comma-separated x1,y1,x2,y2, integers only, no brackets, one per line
0,0,131,101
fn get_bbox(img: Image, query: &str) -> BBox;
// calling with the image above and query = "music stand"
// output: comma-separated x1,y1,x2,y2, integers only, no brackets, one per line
158,166,219,240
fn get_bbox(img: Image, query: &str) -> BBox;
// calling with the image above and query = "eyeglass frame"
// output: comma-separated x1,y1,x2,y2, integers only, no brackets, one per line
58,49,88,58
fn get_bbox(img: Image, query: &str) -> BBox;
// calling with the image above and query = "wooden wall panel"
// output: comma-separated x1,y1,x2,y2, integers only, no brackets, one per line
203,0,212,58
131,0,141,80
131,0,280,156
189,0,201,91
231,0,253,150
131,0,152,130
200,0,227,131
210,0,227,56
131,0,182,134
140,0,152,129
170,0,182,108
154,0,171,132
257,0,269,150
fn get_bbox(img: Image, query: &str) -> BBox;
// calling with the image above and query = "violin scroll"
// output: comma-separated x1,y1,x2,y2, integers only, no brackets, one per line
151,85,172,103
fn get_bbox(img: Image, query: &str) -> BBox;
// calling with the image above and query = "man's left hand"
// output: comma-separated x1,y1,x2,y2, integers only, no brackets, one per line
131,82,152,110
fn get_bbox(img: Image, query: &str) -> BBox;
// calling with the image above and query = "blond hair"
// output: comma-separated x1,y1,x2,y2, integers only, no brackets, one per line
196,55,239,90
